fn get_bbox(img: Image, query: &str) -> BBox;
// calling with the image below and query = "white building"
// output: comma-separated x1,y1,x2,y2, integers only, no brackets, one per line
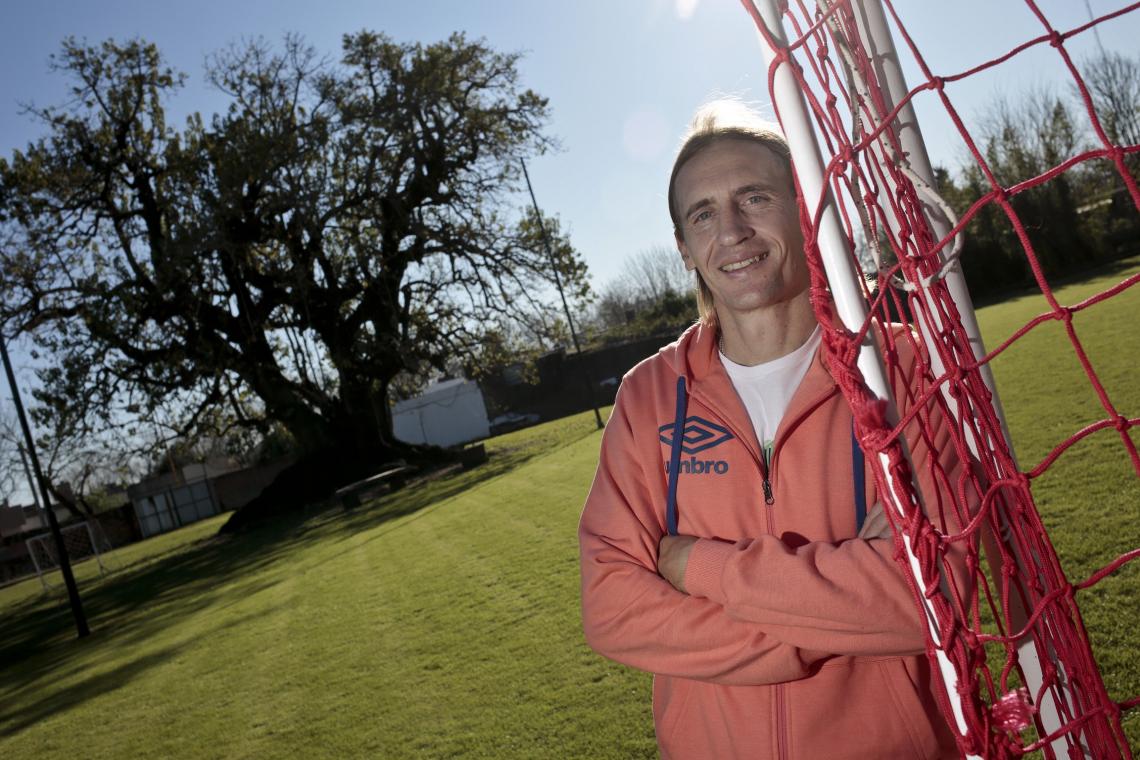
392,378,490,448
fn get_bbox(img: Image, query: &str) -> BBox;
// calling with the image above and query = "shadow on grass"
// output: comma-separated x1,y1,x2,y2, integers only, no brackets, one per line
0,409,607,726
0,643,185,738
971,254,1140,310
0,528,293,694
0,602,285,738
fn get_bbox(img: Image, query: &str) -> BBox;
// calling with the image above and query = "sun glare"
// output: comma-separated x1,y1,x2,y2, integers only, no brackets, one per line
675,0,700,21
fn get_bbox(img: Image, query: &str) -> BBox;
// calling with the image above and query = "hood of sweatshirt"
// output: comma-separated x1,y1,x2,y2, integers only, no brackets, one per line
654,321,838,423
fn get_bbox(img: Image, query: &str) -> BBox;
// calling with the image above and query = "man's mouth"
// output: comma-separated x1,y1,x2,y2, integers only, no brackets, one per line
720,252,768,272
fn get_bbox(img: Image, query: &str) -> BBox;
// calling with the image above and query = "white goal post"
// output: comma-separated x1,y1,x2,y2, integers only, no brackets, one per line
745,0,1123,757
26,520,111,591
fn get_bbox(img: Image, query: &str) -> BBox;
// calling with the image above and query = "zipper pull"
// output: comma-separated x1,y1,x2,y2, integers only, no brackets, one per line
760,442,775,505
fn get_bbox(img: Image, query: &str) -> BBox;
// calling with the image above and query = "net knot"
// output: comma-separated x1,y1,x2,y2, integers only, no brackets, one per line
856,396,889,429
1113,414,1130,432
1047,29,1064,48
928,75,945,92
835,142,855,169
770,46,791,67
992,688,1035,734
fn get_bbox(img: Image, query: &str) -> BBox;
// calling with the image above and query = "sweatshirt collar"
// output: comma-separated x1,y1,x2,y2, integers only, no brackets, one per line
665,318,840,463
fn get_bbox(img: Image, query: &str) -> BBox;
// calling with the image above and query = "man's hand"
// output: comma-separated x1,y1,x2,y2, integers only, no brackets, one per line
660,505,890,595
857,501,893,541
658,535,699,593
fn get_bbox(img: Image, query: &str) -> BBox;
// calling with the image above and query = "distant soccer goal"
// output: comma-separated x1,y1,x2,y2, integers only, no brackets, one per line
26,520,112,591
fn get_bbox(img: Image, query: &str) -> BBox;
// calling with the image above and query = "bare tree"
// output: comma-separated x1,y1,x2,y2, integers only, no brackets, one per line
0,411,21,505
1080,51,1140,157
591,280,637,332
587,245,697,339
0,407,137,519
618,245,692,304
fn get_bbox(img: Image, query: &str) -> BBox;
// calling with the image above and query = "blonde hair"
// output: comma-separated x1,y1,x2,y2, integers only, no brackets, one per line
668,100,792,326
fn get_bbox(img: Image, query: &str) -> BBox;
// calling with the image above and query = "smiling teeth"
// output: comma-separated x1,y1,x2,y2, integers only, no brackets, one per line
721,253,766,272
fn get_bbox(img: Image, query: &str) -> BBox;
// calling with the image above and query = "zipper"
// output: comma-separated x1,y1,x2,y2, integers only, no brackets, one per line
776,683,789,760
766,397,834,760
683,368,839,526
679,348,838,760
766,385,838,503
761,442,775,506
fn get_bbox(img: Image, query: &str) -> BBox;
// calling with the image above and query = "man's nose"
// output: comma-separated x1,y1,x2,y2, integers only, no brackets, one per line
717,204,753,246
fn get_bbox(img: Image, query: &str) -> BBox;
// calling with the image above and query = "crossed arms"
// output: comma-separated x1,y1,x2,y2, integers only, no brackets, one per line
579,380,972,686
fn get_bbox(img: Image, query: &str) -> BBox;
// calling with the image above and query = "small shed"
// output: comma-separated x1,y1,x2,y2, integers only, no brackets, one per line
393,378,490,448
128,461,233,538
127,457,295,539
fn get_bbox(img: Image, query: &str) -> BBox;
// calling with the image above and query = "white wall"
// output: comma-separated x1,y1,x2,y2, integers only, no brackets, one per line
393,379,490,448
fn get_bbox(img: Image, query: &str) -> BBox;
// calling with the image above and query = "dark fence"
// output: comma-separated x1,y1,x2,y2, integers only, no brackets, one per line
480,328,692,424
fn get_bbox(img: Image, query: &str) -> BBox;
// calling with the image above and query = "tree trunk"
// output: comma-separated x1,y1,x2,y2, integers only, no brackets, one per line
218,383,438,533
217,440,383,533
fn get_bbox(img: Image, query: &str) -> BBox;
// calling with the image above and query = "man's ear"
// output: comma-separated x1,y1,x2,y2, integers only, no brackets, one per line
675,231,695,271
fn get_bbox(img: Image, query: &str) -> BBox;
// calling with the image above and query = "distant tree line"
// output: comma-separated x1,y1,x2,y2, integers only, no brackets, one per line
935,51,1139,299
584,51,1139,346
583,245,696,345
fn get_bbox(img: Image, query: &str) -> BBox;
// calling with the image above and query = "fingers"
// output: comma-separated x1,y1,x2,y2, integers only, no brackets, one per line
657,534,698,593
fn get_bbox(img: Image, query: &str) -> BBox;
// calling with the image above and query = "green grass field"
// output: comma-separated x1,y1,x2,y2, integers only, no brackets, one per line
1,258,1137,758
979,258,1140,752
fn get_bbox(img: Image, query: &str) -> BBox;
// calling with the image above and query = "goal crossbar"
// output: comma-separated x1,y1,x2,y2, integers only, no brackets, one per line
26,520,109,591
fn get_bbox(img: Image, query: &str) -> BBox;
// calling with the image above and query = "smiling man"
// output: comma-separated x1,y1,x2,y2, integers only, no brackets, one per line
578,101,960,759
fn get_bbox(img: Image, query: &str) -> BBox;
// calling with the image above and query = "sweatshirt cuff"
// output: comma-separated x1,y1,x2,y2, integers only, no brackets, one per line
683,538,735,603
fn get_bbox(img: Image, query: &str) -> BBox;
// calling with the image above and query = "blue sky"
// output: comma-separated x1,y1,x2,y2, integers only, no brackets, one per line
3,0,1137,291
1,1,1136,502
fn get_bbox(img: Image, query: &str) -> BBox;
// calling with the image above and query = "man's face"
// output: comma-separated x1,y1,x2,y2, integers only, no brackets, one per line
673,138,809,323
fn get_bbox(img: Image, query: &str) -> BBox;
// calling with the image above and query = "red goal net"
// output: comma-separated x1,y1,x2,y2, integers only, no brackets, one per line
742,0,1140,757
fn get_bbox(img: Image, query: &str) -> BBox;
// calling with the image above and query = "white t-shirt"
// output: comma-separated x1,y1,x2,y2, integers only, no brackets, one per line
720,326,821,463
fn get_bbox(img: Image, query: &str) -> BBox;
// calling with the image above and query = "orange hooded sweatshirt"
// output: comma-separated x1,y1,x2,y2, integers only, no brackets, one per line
579,321,963,759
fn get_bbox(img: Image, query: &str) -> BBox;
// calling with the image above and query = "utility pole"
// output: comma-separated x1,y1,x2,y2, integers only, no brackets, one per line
0,329,90,638
520,159,604,430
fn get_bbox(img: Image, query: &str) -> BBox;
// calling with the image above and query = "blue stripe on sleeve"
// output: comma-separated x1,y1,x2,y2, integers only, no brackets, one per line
852,421,867,533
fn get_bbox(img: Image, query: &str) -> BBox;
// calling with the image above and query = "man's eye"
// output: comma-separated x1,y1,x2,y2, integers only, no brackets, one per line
692,209,713,224
745,194,769,206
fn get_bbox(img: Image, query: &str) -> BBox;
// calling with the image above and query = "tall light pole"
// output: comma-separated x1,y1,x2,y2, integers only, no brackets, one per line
520,159,604,430
0,328,90,637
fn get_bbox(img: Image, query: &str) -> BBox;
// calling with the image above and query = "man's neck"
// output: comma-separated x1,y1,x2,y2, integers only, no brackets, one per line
717,294,817,366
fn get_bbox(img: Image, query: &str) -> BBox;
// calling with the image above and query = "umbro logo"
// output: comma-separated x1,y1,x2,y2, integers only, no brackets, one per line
659,416,733,476
658,416,734,454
